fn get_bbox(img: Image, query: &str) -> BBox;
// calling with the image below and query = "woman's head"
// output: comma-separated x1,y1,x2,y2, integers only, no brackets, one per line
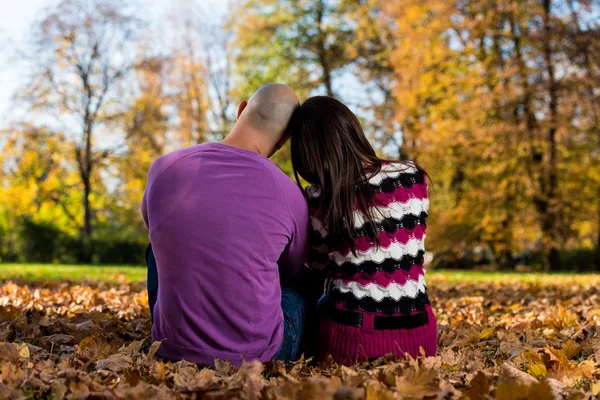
289,96,379,186
288,96,382,251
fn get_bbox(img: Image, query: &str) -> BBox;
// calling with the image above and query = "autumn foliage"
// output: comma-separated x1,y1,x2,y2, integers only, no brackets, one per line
1,0,598,270
1,275,599,399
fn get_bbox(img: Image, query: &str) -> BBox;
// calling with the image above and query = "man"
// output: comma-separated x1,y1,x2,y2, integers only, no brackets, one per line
142,83,310,366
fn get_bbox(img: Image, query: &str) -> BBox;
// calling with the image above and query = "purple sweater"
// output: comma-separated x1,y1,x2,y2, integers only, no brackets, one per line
141,142,309,366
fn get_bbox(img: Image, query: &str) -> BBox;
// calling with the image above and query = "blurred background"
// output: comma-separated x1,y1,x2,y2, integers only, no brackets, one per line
0,0,598,271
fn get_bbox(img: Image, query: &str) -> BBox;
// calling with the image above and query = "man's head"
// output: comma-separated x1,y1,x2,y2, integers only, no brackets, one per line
225,83,299,157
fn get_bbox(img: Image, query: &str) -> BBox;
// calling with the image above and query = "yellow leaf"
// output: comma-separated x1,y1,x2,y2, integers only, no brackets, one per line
523,351,547,378
561,340,582,360
16,343,30,358
527,363,547,379
592,381,600,396
480,327,494,340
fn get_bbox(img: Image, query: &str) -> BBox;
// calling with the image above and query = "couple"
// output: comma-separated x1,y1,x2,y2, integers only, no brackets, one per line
141,83,437,367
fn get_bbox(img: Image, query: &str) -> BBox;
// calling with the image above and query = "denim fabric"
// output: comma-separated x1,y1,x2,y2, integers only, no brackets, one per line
273,287,306,362
146,244,158,322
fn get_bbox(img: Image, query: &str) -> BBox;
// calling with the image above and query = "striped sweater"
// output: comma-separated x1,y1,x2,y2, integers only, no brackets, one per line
307,162,436,363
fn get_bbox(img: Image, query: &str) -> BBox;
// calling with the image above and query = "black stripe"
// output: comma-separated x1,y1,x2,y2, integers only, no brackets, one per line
374,311,429,330
307,195,320,208
330,290,430,316
311,251,425,275
336,250,425,275
310,212,428,247
308,248,330,265
355,212,427,237
322,306,429,330
373,173,425,193
324,307,363,327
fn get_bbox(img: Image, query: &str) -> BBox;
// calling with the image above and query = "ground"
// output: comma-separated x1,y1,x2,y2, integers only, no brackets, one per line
0,266,599,399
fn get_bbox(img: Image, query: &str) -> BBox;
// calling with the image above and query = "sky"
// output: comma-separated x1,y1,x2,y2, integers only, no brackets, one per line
0,0,230,123
0,0,379,153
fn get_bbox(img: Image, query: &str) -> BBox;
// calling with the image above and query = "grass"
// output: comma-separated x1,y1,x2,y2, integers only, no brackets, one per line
428,269,600,285
1,263,599,285
0,263,146,283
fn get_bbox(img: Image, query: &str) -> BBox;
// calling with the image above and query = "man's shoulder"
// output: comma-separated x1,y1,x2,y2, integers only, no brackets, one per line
260,163,302,199
256,162,307,220
149,145,205,176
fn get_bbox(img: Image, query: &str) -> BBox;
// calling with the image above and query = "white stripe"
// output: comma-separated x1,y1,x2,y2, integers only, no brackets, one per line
310,197,429,238
332,274,427,302
367,163,418,185
331,237,425,266
306,163,418,199
354,197,428,228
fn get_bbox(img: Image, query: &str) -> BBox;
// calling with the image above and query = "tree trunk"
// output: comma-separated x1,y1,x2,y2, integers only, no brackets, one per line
567,0,600,270
596,192,600,270
80,117,94,262
322,63,334,97
315,0,334,97
540,0,560,271
82,174,92,261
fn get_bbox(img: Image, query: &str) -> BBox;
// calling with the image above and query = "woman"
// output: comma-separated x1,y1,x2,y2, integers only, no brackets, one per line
289,96,437,365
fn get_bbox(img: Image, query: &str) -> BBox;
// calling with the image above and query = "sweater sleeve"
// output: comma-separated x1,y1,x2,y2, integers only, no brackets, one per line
307,217,330,271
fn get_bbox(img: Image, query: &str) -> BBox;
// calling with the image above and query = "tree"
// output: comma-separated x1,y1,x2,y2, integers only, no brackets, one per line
166,0,237,145
233,0,386,175
386,0,600,270
112,55,170,240
19,0,141,260
346,0,403,157
233,0,357,99
563,0,600,268
0,124,84,262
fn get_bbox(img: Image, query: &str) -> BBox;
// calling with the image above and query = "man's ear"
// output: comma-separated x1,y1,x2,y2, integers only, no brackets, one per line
237,100,248,120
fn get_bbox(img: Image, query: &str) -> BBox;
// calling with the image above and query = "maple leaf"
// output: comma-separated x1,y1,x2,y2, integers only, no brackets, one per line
96,353,134,373
173,365,219,392
2,277,600,397
394,363,440,397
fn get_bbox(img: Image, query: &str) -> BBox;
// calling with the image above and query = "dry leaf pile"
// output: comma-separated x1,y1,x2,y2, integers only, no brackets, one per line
0,276,599,399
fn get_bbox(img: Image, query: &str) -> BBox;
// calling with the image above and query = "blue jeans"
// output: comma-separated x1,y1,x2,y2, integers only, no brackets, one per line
145,244,307,363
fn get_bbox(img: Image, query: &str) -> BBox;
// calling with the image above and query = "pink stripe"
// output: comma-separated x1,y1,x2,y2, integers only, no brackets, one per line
370,184,427,207
333,266,425,287
337,225,426,256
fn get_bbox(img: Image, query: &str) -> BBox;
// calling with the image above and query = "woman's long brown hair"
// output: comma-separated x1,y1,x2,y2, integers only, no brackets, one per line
289,96,425,254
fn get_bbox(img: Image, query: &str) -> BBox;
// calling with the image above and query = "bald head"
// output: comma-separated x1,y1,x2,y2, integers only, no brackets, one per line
222,83,299,158
241,83,300,137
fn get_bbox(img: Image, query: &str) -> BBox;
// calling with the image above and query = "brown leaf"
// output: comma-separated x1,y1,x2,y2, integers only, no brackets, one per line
146,341,162,362
173,365,219,392
0,383,20,400
0,343,23,362
395,364,440,397
0,306,22,322
0,362,26,386
229,360,265,397
50,380,68,399
75,335,114,361
46,334,76,346
464,371,490,400
498,363,538,386
96,353,134,373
